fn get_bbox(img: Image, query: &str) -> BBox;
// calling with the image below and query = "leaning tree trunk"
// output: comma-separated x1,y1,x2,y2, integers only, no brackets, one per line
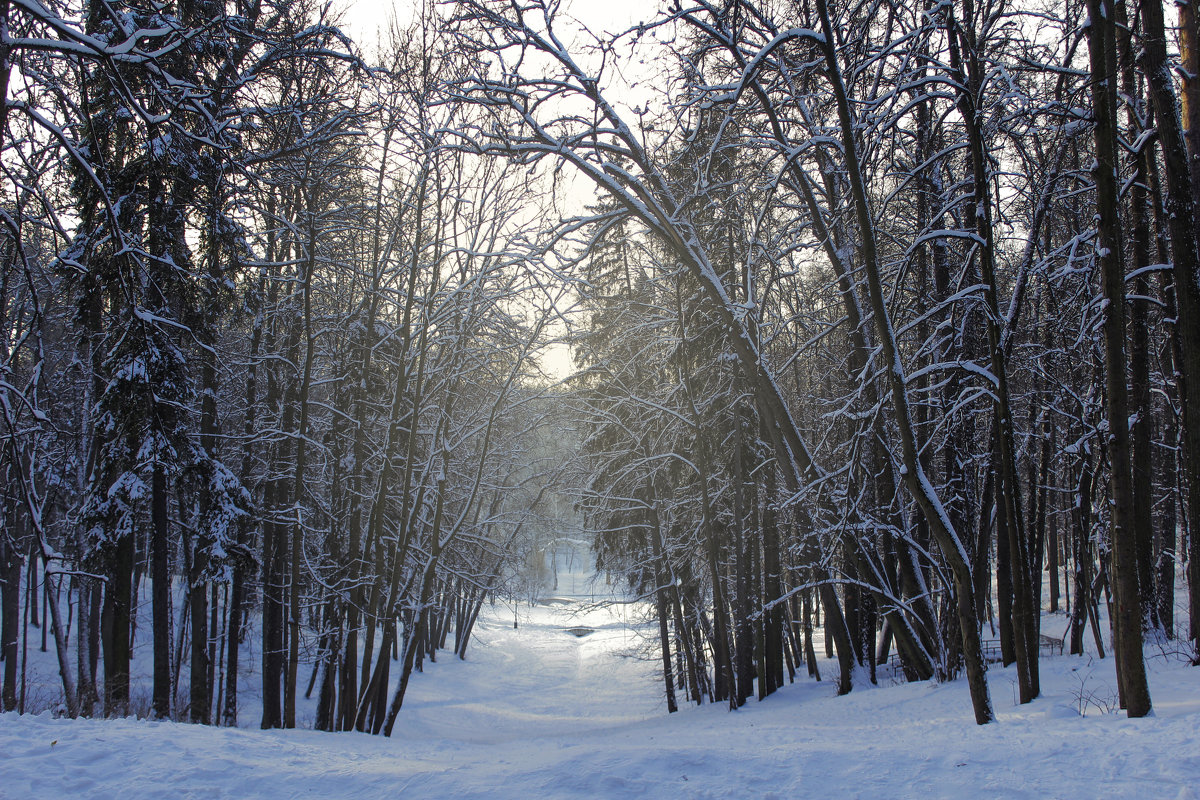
814,0,993,723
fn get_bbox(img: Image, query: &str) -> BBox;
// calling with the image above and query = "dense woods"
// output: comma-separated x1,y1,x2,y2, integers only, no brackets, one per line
1,0,1198,732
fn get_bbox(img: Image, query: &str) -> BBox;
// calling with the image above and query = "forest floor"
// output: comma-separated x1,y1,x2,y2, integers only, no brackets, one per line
3,584,1200,799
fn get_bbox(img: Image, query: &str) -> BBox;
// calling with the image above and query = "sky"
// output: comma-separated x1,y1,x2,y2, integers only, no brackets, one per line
335,0,668,384
340,0,657,51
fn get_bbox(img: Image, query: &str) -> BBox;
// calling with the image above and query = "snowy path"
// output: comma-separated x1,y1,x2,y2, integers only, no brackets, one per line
3,599,1200,799
393,596,662,744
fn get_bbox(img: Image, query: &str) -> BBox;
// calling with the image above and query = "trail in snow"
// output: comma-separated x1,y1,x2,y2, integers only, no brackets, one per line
3,588,1200,799
394,595,662,744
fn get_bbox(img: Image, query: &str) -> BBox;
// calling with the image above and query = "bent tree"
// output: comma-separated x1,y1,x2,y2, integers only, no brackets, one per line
447,0,995,722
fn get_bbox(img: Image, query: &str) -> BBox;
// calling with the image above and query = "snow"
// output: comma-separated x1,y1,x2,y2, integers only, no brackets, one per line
4,581,1200,798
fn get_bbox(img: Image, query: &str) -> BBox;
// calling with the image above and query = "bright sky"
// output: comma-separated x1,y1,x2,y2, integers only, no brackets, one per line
337,1,667,384
340,0,658,52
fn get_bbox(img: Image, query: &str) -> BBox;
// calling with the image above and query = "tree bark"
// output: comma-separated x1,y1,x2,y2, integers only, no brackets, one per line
151,464,170,718
1142,0,1200,651
1085,0,1152,716
1,519,20,711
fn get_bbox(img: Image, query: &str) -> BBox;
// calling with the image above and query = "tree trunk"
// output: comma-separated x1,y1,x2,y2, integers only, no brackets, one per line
383,473,448,737
1117,0,1161,632
189,544,210,724
259,196,287,731
1,526,19,711
947,4,1037,701
103,526,134,716
1141,0,1200,652
260,476,285,729
152,464,171,719
1085,0,1152,716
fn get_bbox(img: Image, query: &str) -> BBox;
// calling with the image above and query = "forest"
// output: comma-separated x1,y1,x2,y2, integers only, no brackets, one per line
1,0,1198,740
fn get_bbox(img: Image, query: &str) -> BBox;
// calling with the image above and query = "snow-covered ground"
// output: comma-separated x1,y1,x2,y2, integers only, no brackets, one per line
4,585,1200,799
